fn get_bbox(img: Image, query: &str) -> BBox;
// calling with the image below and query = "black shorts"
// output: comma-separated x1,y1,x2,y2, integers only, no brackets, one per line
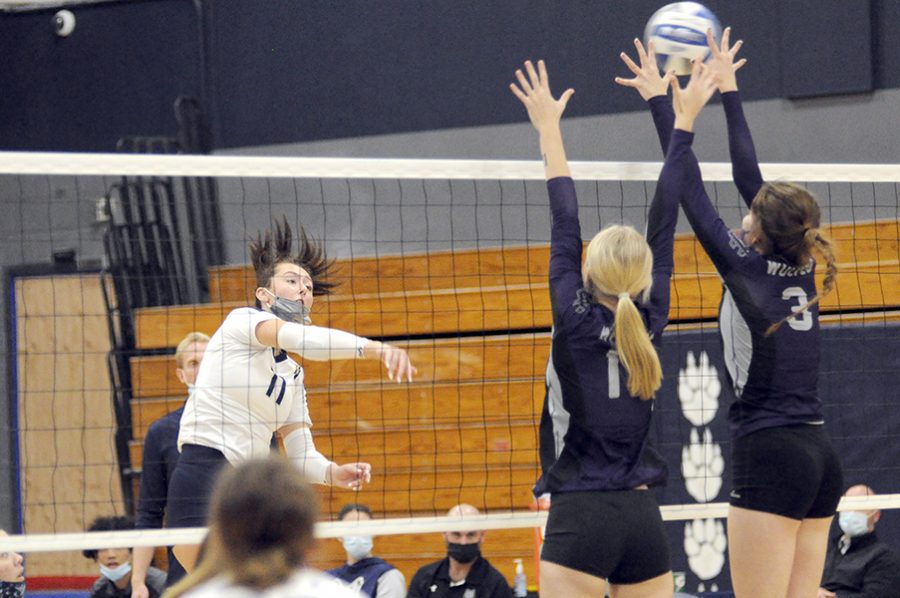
166,444,229,529
730,424,843,520
540,490,671,585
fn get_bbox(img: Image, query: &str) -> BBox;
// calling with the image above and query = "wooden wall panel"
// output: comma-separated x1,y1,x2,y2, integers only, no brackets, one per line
15,275,121,576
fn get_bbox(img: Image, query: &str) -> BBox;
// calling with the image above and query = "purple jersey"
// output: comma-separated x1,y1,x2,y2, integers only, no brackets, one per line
668,125,824,439
534,150,678,493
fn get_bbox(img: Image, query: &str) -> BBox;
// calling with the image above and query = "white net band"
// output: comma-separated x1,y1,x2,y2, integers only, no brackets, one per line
4,495,899,553
1,151,899,182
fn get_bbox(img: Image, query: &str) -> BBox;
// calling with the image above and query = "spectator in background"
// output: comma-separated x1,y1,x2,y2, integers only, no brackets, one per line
327,504,405,597
83,516,166,598
0,530,25,598
407,504,512,598
818,484,900,598
132,332,209,595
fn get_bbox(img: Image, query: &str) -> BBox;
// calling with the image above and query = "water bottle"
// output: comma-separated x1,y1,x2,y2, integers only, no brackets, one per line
513,558,527,597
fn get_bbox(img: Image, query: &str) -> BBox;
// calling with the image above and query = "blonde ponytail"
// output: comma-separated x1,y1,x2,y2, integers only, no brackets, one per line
583,225,661,400
614,295,663,400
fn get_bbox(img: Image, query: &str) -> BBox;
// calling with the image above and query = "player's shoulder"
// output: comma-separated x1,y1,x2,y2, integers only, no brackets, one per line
220,307,277,331
145,408,182,441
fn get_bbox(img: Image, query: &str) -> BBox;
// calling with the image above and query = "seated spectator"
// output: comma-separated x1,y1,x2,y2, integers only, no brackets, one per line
819,484,900,598
408,504,512,598
82,516,165,598
133,331,209,592
166,458,357,598
327,503,405,597
0,530,25,598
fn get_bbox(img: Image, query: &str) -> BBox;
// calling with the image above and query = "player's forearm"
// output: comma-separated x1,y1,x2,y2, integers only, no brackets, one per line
131,546,155,583
276,322,368,361
539,127,571,180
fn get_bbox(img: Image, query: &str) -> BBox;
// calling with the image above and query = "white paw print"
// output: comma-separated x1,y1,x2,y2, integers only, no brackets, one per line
682,427,725,503
684,518,727,581
678,350,721,427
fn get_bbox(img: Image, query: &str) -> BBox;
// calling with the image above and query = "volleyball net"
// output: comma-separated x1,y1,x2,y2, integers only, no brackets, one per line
1,152,898,592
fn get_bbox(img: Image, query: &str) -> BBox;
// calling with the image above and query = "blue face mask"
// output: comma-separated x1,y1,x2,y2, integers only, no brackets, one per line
342,536,373,560
838,511,870,538
99,562,131,582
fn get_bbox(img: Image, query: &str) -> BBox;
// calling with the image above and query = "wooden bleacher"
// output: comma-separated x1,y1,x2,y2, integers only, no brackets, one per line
128,220,898,584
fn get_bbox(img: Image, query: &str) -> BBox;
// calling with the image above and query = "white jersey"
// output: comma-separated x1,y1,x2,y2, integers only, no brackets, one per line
181,568,360,598
178,307,365,464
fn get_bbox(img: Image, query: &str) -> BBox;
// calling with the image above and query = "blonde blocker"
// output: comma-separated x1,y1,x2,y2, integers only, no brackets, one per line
751,183,839,335
582,226,662,400
165,459,319,598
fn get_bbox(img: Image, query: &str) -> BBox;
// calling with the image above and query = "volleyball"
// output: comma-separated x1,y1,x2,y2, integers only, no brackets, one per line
644,2,722,75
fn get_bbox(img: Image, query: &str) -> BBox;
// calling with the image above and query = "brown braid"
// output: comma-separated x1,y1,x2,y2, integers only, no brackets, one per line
765,227,839,336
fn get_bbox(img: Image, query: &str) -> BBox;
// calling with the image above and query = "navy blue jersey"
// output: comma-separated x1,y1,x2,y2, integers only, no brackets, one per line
669,125,824,439
136,405,184,529
327,557,395,597
534,147,678,494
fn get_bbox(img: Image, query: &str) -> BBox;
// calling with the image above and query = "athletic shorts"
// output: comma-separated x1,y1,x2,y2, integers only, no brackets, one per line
730,424,843,520
540,489,671,585
166,444,229,529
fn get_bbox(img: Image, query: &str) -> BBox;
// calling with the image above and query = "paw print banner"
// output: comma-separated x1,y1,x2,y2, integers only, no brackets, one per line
648,323,900,596
651,329,735,594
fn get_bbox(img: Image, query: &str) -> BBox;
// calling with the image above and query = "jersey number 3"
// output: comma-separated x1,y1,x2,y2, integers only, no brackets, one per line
782,286,812,332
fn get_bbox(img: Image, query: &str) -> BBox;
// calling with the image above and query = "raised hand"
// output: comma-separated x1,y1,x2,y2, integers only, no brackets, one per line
672,58,719,132
330,462,372,490
509,59,574,134
705,26,746,93
615,38,674,100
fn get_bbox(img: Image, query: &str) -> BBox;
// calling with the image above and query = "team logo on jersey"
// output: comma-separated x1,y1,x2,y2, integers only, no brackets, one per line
572,288,592,314
349,576,365,591
727,231,750,257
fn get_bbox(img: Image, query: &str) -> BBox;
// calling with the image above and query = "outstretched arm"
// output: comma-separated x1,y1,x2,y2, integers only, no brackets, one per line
255,318,416,382
616,38,676,155
509,59,574,180
705,27,762,205
672,60,755,276
510,60,585,324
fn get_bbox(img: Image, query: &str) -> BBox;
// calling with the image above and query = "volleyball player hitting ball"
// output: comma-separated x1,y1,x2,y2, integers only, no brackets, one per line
666,31,843,598
510,59,693,597
167,219,416,579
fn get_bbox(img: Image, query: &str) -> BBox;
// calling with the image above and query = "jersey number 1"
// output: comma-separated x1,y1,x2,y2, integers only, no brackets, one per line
266,373,287,405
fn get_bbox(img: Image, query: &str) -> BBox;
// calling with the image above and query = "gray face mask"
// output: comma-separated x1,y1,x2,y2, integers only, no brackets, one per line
263,289,311,324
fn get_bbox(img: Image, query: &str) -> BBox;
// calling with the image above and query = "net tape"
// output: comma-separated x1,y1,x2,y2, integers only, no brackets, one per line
1,152,899,182
4,495,899,553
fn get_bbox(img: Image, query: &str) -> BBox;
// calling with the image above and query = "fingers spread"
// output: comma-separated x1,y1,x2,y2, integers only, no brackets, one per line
515,68,532,94
620,51,643,76
524,60,541,90
537,59,549,87
706,27,720,55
